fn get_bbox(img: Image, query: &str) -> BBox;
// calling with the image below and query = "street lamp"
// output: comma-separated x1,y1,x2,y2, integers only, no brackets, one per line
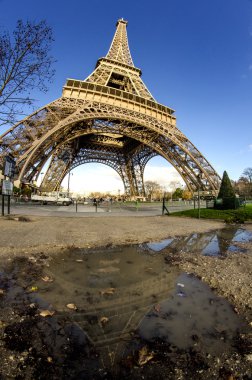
40,172,44,193
197,174,202,219
67,172,73,197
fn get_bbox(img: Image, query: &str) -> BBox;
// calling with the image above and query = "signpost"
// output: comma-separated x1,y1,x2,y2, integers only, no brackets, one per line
4,156,16,177
1,156,15,216
2,180,13,195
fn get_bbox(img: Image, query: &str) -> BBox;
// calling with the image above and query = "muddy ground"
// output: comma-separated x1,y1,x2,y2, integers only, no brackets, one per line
0,214,251,379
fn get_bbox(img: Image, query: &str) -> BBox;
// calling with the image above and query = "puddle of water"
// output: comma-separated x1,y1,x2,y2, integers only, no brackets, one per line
138,272,244,355
34,246,178,313
233,228,252,242
0,247,180,377
0,239,249,378
145,227,252,256
145,238,174,252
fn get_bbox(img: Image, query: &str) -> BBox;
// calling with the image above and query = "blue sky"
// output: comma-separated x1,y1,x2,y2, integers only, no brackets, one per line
1,0,252,193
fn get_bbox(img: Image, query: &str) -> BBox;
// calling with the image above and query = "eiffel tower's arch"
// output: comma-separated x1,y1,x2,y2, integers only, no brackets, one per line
0,19,220,196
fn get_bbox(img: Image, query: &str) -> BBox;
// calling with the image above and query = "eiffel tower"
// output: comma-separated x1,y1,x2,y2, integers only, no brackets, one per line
0,19,220,196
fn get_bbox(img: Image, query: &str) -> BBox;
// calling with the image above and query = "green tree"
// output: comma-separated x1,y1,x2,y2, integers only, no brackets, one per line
13,185,21,195
0,20,55,125
215,171,237,209
21,186,32,196
172,187,183,200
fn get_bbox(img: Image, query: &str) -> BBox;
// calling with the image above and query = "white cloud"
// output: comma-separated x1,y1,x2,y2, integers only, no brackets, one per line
59,162,185,194
249,144,252,151
61,164,123,195
144,165,184,190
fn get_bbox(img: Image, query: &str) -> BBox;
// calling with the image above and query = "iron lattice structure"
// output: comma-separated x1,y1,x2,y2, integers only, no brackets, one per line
0,19,220,195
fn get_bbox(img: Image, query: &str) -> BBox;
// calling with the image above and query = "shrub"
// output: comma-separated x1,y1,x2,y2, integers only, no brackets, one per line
215,171,238,210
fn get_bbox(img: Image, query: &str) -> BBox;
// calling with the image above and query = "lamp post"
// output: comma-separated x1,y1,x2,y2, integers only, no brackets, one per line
67,172,73,197
40,172,44,193
197,174,201,219
198,186,200,219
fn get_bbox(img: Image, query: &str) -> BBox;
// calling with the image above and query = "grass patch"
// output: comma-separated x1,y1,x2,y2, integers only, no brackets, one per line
171,204,252,223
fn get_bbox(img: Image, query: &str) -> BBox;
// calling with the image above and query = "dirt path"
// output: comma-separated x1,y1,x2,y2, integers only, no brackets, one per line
0,214,224,253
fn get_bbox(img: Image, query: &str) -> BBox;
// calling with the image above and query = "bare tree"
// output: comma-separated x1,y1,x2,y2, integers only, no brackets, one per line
0,20,55,126
236,169,252,197
144,180,161,200
242,168,252,183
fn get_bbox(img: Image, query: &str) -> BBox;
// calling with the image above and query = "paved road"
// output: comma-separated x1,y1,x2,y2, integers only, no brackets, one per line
1,201,201,218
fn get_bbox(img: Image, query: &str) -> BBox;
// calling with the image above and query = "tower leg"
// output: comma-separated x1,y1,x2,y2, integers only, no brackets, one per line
123,155,145,197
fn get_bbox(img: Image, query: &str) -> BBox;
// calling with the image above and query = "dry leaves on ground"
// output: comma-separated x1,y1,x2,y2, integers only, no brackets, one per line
66,303,77,310
138,346,154,366
39,310,55,317
100,287,116,296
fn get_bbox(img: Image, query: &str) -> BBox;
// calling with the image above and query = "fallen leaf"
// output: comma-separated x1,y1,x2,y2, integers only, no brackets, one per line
108,351,115,361
0,289,4,295
138,346,154,366
100,287,116,296
41,276,53,283
66,303,77,310
47,356,53,363
28,256,37,262
0,321,6,328
39,310,55,317
28,286,38,292
100,316,109,326
76,259,83,262
245,353,252,361
154,304,161,313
